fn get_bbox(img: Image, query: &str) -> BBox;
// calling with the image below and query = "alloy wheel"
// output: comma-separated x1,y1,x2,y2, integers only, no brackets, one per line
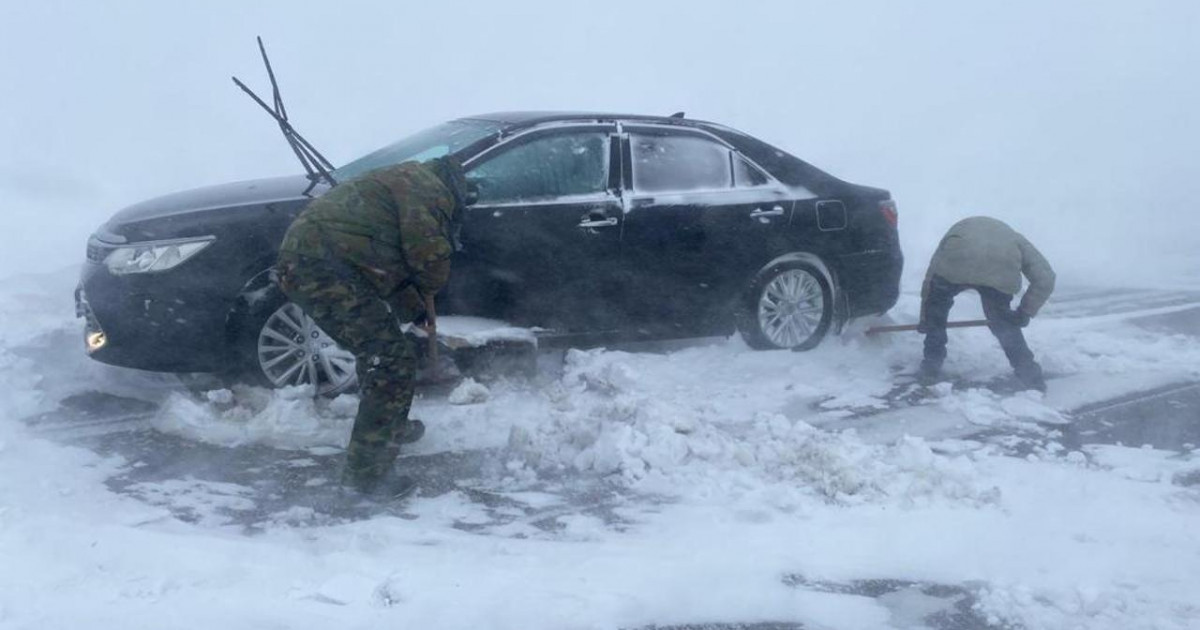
256,303,357,396
757,268,827,348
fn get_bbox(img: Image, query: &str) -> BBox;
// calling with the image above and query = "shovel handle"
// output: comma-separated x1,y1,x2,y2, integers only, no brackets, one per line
424,295,438,367
866,319,990,335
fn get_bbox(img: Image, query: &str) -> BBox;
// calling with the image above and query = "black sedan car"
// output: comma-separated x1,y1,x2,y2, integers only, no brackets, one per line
77,112,902,394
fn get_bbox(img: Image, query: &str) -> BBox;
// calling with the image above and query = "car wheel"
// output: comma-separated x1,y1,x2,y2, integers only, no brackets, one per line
737,260,833,351
236,297,358,397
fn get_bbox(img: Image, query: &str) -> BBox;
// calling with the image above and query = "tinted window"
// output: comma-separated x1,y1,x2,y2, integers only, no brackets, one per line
468,131,610,204
734,156,770,187
706,124,837,194
631,132,732,193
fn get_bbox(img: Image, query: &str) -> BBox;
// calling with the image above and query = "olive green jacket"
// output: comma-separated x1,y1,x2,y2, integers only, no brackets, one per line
280,158,465,320
924,216,1057,316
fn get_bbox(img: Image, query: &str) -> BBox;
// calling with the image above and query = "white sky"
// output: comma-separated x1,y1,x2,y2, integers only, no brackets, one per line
2,0,1198,285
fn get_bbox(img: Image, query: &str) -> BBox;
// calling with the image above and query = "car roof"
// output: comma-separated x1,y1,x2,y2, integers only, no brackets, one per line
459,111,715,131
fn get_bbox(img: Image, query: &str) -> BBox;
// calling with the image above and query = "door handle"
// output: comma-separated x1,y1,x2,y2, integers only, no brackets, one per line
749,205,785,218
578,217,618,229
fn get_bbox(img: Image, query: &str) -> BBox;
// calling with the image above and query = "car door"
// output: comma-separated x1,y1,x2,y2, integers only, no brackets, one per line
451,124,626,332
619,125,793,334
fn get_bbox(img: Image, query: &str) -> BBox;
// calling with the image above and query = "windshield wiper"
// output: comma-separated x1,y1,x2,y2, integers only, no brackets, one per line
232,37,337,193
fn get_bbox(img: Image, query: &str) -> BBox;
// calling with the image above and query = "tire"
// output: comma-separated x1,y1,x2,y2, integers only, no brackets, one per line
736,259,834,351
230,290,358,397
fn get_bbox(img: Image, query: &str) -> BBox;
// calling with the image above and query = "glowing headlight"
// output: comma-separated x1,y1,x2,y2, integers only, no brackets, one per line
104,236,215,275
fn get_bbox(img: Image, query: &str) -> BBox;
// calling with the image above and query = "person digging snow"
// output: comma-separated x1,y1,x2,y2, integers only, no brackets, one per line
275,157,473,499
917,216,1056,391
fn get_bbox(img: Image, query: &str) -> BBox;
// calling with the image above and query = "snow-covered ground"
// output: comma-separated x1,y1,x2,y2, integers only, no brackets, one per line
2,266,1199,630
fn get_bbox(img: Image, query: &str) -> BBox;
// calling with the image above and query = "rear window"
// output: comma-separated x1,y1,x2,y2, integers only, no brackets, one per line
704,124,838,194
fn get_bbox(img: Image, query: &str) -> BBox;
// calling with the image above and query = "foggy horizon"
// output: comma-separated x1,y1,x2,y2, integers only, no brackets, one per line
3,0,1197,288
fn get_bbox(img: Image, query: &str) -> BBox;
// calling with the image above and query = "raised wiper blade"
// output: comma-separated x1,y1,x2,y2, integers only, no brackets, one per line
232,37,337,190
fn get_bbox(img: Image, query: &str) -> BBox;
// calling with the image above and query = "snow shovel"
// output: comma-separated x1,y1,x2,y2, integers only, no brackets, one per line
424,295,439,370
865,319,990,336
417,295,458,385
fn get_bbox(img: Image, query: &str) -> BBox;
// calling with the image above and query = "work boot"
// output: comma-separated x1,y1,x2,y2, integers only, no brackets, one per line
341,467,417,502
370,472,418,502
1015,362,1046,392
916,359,943,386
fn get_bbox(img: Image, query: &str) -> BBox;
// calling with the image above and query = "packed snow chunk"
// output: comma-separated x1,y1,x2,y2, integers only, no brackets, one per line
978,581,1200,630
936,388,1011,427
563,348,643,395
204,388,235,405
931,386,1064,429
151,385,355,449
327,393,359,417
1084,444,1196,483
505,368,1001,507
1000,391,1069,425
308,573,380,606
406,491,493,527
448,378,490,405
929,382,954,398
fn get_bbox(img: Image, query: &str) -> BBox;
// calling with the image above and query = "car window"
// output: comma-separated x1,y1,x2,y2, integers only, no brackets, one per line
733,155,770,187
468,131,610,204
630,131,732,193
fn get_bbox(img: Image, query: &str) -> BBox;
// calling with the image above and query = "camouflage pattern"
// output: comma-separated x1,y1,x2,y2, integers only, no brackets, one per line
276,157,468,492
280,158,465,322
276,254,418,490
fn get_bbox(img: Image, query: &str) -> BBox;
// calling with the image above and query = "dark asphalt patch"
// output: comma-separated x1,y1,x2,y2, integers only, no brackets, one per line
1131,305,1200,338
1064,382,1200,452
781,575,1013,630
53,414,635,533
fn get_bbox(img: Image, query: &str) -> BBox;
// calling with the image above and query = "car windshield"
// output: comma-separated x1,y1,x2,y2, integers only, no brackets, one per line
332,119,504,181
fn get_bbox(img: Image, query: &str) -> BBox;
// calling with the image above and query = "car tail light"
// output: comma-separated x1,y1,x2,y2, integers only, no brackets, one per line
879,199,898,228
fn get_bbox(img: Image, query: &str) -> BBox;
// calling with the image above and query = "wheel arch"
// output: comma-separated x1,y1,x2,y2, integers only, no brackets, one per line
750,251,849,332
761,251,836,291
225,267,284,343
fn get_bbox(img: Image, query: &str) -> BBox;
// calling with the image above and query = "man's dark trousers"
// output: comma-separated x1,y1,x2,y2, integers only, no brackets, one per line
922,274,1037,372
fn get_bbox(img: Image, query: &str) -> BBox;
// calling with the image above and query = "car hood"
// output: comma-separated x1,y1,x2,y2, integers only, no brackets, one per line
108,175,323,227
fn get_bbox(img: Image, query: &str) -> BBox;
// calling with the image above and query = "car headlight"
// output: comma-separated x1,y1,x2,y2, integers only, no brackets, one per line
104,236,216,275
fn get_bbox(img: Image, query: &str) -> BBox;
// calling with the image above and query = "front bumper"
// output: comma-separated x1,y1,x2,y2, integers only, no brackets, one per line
76,259,237,373
74,286,109,354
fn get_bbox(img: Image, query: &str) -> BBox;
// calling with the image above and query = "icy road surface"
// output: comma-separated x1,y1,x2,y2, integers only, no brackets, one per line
2,267,1199,630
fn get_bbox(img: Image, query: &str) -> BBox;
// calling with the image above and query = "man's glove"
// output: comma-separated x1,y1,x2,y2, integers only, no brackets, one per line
916,318,932,334
1009,309,1031,328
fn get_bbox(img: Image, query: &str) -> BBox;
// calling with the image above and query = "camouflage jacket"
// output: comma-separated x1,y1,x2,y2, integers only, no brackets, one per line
280,158,465,319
